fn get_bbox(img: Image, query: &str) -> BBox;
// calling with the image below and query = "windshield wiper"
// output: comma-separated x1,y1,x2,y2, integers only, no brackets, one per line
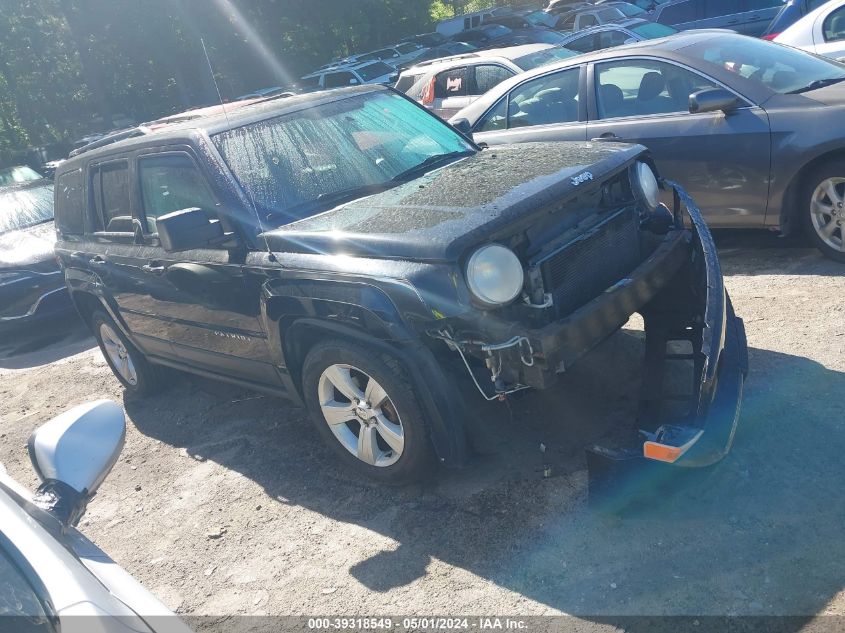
390,150,475,183
786,77,845,94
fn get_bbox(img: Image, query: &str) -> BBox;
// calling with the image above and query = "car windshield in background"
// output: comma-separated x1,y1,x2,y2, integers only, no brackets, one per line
213,92,474,224
514,46,578,70
0,166,42,187
0,184,54,233
357,62,394,81
525,11,558,27
395,43,420,55
690,36,845,94
632,22,678,38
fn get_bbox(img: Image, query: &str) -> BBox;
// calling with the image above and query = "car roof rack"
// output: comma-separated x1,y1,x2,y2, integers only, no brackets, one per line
68,125,153,158
405,52,481,70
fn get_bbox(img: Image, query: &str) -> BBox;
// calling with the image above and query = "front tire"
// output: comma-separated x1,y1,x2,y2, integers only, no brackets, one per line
301,339,434,483
802,162,845,262
91,310,164,396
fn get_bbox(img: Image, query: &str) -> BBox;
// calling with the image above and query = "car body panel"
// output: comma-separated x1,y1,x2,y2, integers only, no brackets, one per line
654,0,782,36
776,0,845,60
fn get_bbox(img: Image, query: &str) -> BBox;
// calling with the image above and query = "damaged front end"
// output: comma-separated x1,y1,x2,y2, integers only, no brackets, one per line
429,180,748,498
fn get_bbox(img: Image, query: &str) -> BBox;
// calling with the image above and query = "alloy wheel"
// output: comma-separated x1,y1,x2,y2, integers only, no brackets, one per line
810,177,845,253
317,364,404,467
100,323,138,386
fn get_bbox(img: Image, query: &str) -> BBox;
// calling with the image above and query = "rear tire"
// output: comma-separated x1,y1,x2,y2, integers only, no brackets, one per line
801,161,845,262
91,310,164,396
301,339,434,483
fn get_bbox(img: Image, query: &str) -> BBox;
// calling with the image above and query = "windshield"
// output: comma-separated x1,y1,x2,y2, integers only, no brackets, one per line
525,11,558,27
514,46,578,70
357,62,393,81
0,184,54,233
617,3,646,16
213,91,474,224
690,35,845,94
0,166,42,187
632,22,678,38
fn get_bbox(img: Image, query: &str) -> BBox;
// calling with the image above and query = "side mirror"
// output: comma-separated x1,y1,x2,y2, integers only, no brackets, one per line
156,207,225,252
689,88,740,114
28,400,125,526
451,117,474,138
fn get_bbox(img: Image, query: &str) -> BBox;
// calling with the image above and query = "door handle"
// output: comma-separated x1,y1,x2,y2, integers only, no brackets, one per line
89,256,107,266
141,263,167,275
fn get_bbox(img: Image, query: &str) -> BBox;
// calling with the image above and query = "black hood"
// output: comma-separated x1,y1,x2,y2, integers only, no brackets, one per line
263,142,644,262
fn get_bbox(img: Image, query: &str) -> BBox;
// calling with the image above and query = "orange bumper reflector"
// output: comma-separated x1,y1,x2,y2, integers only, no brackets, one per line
643,441,684,463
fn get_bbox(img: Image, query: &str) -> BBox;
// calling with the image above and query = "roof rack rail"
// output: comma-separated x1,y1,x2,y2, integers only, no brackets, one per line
407,52,481,70
68,125,153,158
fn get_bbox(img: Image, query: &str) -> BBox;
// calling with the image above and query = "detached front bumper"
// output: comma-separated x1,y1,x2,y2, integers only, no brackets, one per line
585,182,748,499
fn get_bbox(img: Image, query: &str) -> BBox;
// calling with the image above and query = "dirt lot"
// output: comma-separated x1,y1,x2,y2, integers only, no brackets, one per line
1,231,844,630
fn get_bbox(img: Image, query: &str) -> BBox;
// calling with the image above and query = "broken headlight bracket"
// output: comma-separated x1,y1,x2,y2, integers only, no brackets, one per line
432,330,533,402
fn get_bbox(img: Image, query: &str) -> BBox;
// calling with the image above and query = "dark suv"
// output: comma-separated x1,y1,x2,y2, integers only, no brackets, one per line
53,86,747,488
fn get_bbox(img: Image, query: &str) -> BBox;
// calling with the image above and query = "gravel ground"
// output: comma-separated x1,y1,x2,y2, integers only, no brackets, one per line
1,230,844,630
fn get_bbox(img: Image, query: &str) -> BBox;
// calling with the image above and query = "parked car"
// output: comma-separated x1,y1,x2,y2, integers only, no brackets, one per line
398,44,576,118
762,0,833,39
554,5,630,30
775,0,845,60
545,0,594,13
451,24,570,49
451,32,845,261
355,43,427,68
0,179,75,329
0,165,43,186
300,61,397,90
399,42,480,71
0,399,192,632
555,19,678,54
52,86,746,489
484,9,561,29
593,0,652,19
437,8,501,36
653,0,784,36
400,32,448,47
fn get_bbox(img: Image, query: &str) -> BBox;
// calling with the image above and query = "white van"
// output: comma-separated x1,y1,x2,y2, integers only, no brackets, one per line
436,9,500,37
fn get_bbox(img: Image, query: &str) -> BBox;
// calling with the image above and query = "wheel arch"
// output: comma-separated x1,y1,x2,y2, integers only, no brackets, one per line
281,317,469,467
779,149,845,236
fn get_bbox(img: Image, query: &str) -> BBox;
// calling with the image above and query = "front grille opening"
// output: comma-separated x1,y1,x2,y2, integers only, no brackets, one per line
539,206,641,319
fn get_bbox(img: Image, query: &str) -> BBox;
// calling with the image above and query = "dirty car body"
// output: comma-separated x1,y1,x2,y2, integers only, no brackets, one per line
52,86,747,489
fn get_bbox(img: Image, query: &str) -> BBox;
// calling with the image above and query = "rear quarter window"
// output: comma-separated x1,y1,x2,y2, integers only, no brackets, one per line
55,169,84,235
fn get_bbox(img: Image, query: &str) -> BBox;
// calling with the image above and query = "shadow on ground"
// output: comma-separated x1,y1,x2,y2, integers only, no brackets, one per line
713,229,843,277
122,322,845,624
0,315,93,369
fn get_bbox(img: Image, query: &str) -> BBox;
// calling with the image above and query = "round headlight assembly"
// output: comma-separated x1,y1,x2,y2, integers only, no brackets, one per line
465,244,524,307
632,161,660,212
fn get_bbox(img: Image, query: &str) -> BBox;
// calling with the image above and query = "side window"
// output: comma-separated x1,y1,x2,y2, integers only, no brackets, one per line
0,547,56,633
596,59,721,119
561,13,577,29
138,154,218,234
476,98,508,132
89,160,130,233
464,17,471,29
55,169,84,235
579,13,599,28
823,6,845,42
325,71,358,88
658,1,697,24
566,34,598,53
473,65,514,94
598,29,630,49
704,0,736,18
435,67,468,98
507,69,581,129
471,16,481,27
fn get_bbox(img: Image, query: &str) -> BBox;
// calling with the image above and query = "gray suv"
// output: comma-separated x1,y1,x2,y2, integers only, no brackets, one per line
654,0,784,36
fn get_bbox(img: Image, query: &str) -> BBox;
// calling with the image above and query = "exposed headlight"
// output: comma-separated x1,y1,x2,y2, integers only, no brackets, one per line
465,244,524,307
633,161,660,211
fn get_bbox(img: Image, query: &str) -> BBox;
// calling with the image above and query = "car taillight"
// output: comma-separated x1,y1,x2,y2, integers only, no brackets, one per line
421,76,436,105
761,32,779,40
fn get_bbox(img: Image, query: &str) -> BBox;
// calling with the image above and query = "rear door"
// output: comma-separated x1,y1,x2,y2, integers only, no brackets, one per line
585,58,771,227
814,4,845,60
738,0,786,36
430,66,473,118
472,66,588,144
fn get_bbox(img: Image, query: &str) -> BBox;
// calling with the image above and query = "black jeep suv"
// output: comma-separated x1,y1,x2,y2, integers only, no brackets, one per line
53,86,747,486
